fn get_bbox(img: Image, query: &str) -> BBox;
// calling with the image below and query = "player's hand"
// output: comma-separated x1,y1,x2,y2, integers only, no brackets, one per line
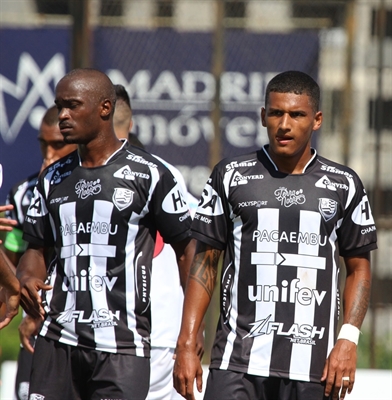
0,204,17,241
19,315,41,353
0,284,20,329
321,339,357,400
173,344,203,400
19,277,52,320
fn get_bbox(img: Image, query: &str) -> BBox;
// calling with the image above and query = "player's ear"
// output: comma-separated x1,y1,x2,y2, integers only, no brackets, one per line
313,111,323,131
261,107,267,127
101,99,113,119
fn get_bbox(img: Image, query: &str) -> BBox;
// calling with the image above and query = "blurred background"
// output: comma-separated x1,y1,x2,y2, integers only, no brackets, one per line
0,0,391,394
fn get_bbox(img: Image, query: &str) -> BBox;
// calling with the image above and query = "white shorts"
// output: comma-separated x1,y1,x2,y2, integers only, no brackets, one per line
147,347,183,400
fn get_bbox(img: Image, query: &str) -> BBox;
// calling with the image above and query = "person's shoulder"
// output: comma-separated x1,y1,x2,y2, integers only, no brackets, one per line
8,172,39,195
315,154,361,180
215,151,259,172
122,144,167,171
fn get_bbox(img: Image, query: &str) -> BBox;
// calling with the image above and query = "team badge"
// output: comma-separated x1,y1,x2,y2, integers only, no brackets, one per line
113,188,134,211
319,198,338,221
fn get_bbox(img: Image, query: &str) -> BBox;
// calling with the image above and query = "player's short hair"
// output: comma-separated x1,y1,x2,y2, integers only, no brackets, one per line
42,105,58,126
265,71,320,112
114,84,131,110
61,68,116,108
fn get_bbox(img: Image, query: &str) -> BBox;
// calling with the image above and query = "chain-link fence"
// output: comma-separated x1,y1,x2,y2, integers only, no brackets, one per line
0,0,391,368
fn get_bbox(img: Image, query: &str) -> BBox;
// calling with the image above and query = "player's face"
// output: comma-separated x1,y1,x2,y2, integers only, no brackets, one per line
261,92,322,172
38,122,77,170
55,77,103,144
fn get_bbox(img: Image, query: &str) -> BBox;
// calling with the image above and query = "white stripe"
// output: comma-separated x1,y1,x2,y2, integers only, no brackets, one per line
289,211,320,381
251,252,326,270
58,202,78,346
90,200,117,352
220,215,242,369
248,208,279,375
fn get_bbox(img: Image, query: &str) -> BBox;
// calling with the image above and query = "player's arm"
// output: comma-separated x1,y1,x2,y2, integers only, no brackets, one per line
172,237,205,360
173,240,221,400
0,248,20,329
322,252,371,400
16,244,52,320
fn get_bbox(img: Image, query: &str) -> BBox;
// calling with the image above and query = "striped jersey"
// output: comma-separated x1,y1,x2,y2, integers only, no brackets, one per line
23,141,192,357
191,146,377,383
4,172,39,253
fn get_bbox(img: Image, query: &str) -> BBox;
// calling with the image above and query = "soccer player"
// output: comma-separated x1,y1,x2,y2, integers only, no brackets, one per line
173,71,377,400
0,164,20,329
113,84,204,399
17,68,195,400
3,106,77,400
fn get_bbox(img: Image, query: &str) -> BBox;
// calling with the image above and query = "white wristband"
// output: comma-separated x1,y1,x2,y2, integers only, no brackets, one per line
337,324,360,345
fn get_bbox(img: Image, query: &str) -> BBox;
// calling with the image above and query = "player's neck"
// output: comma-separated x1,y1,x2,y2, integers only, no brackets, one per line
78,133,123,168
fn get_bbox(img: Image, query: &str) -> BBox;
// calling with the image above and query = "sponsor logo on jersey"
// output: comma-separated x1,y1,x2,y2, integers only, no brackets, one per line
243,314,325,343
252,229,327,247
319,198,338,221
113,188,134,211
113,165,150,181
29,394,45,400
238,200,268,208
50,169,72,185
352,195,376,230
22,188,34,206
62,268,118,292
75,179,102,199
222,264,234,320
230,171,264,187
49,196,69,205
126,151,158,168
195,183,224,217
315,175,348,191
162,183,188,214
60,222,118,236
319,161,353,179
113,165,135,180
225,159,257,171
248,278,326,306
47,156,74,173
135,252,151,313
27,191,46,217
274,187,306,207
57,307,120,329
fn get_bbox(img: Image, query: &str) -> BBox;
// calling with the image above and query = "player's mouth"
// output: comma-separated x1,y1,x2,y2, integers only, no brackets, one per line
276,135,293,145
59,124,73,135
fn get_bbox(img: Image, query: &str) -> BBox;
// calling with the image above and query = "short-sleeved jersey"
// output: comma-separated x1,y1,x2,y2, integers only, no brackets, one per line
4,172,39,253
191,146,377,383
23,141,192,357
150,156,198,349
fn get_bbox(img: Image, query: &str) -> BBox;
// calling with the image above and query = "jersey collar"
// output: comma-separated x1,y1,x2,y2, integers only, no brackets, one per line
262,145,318,174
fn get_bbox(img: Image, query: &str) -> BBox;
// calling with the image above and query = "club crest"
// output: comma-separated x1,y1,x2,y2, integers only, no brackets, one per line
319,198,338,221
113,188,134,211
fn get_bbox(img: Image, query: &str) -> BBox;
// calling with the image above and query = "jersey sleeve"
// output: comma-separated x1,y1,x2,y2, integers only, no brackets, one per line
22,175,54,248
191,163,229,250
151,165,192,244
4,183,26,252
337,173,377,257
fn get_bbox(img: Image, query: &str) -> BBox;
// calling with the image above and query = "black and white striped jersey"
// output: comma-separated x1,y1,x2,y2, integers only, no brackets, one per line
23,141,192,357
4,172,38,253
191,146,377,383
